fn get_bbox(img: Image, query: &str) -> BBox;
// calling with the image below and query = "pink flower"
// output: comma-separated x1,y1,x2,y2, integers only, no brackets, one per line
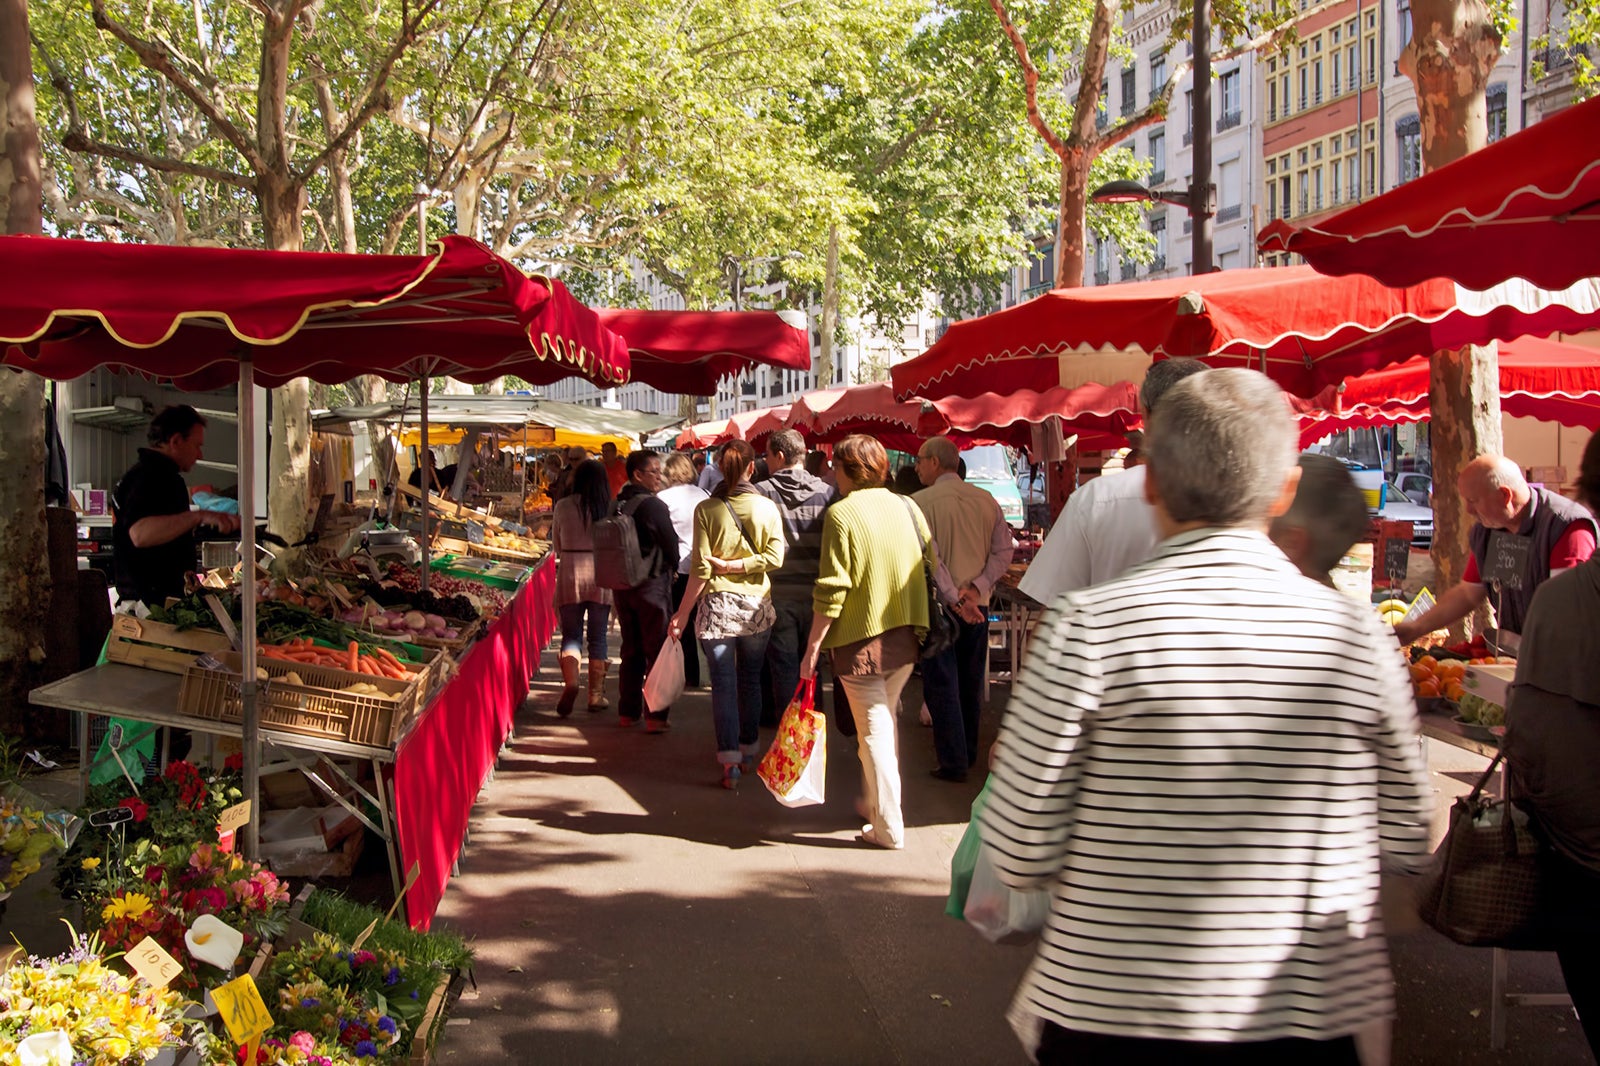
290,1031,317,1054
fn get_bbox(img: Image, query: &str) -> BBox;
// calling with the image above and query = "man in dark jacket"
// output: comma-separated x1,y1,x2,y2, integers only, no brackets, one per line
757,430,836,724
614,450,680,730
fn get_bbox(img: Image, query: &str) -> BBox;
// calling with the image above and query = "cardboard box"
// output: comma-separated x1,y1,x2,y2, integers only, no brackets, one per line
1464,663,1515,709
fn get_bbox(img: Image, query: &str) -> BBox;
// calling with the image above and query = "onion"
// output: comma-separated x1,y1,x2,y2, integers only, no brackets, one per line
403,610,428,631
440,627,460,640
424,613,447,630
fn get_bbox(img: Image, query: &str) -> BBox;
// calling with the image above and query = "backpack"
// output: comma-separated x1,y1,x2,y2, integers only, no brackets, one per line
593,495,662,590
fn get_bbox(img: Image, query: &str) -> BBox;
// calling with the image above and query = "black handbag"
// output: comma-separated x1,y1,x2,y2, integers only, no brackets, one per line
898,497,960,660
1416,750,1556,950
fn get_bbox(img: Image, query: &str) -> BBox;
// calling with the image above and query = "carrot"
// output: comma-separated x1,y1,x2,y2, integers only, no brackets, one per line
356,657,377,675
348,641,360,673
373,646,405,669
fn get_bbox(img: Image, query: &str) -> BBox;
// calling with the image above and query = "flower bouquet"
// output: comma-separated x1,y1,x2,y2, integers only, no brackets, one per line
0,926,191,1065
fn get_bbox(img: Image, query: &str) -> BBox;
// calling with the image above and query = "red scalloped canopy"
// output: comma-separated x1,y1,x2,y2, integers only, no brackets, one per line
890,266,1600,401
0,234,629,389
596,308,811,394
1258,97,1600,290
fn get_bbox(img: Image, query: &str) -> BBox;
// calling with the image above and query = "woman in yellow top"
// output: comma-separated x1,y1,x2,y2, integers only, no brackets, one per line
669,440,786,788
800,434,937,849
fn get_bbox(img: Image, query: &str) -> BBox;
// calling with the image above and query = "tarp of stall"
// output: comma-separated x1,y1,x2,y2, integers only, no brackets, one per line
597,307,812,394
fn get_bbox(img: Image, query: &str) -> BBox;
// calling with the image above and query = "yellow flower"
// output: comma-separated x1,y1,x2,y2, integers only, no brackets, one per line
101,892,153,923
80,857,102,870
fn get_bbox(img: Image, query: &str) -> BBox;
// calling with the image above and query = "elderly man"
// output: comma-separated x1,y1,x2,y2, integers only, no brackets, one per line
1394,454,1596,642
982,369,1433,1065
1019,358,1208,603
1269,453,1372,585
915,436,1014,781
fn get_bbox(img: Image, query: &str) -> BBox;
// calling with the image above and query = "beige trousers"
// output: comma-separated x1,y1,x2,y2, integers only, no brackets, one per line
837,664,914,847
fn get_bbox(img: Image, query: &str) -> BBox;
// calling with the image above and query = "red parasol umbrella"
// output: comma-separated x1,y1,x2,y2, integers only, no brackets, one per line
890,266,1600,400
677,417,739,449
1257,97,1600,290
596,307,811,394
0,234,630,388
1293,334,1600,446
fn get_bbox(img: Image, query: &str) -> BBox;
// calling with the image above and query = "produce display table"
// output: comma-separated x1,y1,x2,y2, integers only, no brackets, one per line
990,575,1044,680
1415,706,1571,1048
28,552,558,930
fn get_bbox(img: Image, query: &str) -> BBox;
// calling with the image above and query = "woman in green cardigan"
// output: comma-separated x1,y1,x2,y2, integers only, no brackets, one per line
669,440,786,788
799,434,937,849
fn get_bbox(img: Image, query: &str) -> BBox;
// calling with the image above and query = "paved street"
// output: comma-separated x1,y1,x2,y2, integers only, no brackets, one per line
431,645,1595,1065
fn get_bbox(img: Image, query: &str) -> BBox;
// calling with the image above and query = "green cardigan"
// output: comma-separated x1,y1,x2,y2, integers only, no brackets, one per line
689,491,786,597
813,486,935,648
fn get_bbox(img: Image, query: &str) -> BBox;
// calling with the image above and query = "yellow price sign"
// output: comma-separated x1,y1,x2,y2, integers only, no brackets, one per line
217,800,253,835
211,973,273,1047
126,935,183,989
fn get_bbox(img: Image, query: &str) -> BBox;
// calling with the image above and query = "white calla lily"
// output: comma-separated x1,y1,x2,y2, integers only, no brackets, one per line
17,1030,75,1066
185,913,244,970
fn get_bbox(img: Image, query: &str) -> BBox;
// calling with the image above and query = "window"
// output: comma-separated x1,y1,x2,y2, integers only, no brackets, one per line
1331,160,1342,203
1184,89,1195,144
1313,59,1323,103
1397,115,1422,182
1094,240,1111,285
1332,26,1341,43
1332,53,1341,95
1218,70,1241,128
1268,80,1277,121
1398,0,1412,48
1122,69,1137,116
1347,44,1359,91
1218,159,1241,219
1150,54,1167,103
1487,83,1508,141
1097,77,1109,129
1151,215,1168,270
1149,130,1166,182
1299,66,1308,110
1279,176,1292,217
1367,36,1377,81
1313,168,1323,211
1280,74,1290,114
1298,171,1310,213
1267,180,1278,220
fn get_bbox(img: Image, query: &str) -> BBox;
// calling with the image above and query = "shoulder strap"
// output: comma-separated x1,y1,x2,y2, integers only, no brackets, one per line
898,495,929,554
1467,750,1507,802
723,498,756,551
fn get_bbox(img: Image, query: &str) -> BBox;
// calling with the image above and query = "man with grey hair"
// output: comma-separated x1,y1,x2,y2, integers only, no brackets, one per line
915,435,1014,781
757,429,837,721
1395,453,1595,641
1269,453,1372,584
982,368,1433,1064
1018,357,1208,604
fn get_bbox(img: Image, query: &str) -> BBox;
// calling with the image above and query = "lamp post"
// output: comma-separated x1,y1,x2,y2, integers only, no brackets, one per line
1091,0,1215,275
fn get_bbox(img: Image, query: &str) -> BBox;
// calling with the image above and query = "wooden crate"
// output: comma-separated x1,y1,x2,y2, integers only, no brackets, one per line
177,652,420,747
105,614,232,674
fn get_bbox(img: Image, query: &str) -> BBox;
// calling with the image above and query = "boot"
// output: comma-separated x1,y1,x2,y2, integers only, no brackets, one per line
556,654,580,717
587,659,610,711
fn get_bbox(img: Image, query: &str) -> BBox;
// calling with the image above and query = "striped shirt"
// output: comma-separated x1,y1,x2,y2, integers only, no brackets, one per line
982,528,1432,1055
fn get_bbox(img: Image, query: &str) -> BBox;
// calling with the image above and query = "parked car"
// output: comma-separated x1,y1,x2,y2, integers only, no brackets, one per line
962,445,1027,530
1395,471,1432,506
1383,481,1434,546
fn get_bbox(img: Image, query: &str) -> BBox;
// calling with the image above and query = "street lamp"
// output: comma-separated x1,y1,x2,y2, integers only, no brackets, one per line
1090,0,1215,276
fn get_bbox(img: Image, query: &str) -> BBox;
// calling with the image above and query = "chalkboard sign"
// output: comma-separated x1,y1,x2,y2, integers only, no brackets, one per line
1383,538,1410,582
464,520,486,545
1484,531,1533,591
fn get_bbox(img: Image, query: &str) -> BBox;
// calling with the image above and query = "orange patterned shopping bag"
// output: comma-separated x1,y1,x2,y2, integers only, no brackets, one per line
757,678,826,807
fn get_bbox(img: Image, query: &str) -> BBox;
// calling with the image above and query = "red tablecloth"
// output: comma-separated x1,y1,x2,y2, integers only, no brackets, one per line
394,557,557,928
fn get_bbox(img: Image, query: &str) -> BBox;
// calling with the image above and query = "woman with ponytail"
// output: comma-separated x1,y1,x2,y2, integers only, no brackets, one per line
668,440,786,787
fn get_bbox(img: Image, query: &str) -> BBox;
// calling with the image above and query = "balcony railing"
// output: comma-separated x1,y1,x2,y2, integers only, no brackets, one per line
740,379,757,396
1217,204,1243,222
1182,129,1194,146
1022,281,1053,300
1120,262,1138,281
1217,110,1242,132
1151,255,1167,271
1093,270,1111,286
1149,168,1166,185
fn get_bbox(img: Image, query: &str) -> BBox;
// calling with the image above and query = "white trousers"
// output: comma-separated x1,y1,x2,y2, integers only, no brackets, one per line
838,664,914,847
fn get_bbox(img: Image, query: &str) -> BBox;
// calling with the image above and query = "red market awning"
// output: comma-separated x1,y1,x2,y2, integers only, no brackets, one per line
596,307,812,395
677,417,739,449
1257,97,1600,291
930,382,1141,446
1295,334,1600,445
891,266,1600,400
0,234,630,389
786,383,926,439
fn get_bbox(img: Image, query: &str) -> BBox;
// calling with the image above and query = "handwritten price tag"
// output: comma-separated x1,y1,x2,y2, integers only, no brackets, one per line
127,935,183,989
211,973,273,1047
217,801,252,835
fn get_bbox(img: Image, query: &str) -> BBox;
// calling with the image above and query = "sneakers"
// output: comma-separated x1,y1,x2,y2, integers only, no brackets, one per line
722,764,741,790
616,716,640,729
645,715,671,734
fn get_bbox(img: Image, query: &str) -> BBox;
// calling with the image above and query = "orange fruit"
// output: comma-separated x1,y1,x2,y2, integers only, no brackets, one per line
1409,663,1432,684
1444,680,1465,701
1417,678,1442,698
1417,655,1439,673
1439,661,1466,680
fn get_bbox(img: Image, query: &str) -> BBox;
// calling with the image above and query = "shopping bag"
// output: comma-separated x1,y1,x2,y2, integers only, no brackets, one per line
642,638,685,713
945,776,992,918
757,679,826,807
964,840,1049,944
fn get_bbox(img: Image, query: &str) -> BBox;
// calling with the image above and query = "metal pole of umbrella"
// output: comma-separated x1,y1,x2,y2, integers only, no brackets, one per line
419,363,431,594
238,354,260,859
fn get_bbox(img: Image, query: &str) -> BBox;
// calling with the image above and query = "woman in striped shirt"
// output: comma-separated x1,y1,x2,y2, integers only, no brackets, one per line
982,369,1433,1065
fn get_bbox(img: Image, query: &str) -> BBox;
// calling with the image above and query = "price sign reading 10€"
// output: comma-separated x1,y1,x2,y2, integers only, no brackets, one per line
212,973,273,1046
127,935,183,989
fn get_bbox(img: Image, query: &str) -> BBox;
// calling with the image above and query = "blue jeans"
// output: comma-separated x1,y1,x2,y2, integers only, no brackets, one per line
921,616,989,772
765,598,815,720
702,628,772,764
558,601,610,660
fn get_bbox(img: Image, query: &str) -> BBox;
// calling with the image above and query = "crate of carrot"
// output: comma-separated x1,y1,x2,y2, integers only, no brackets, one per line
177,648,427,747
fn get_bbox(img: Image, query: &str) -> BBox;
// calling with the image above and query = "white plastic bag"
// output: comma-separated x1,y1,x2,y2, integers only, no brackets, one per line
964,841,1049,944
757,679,826,807
642,638,685,712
